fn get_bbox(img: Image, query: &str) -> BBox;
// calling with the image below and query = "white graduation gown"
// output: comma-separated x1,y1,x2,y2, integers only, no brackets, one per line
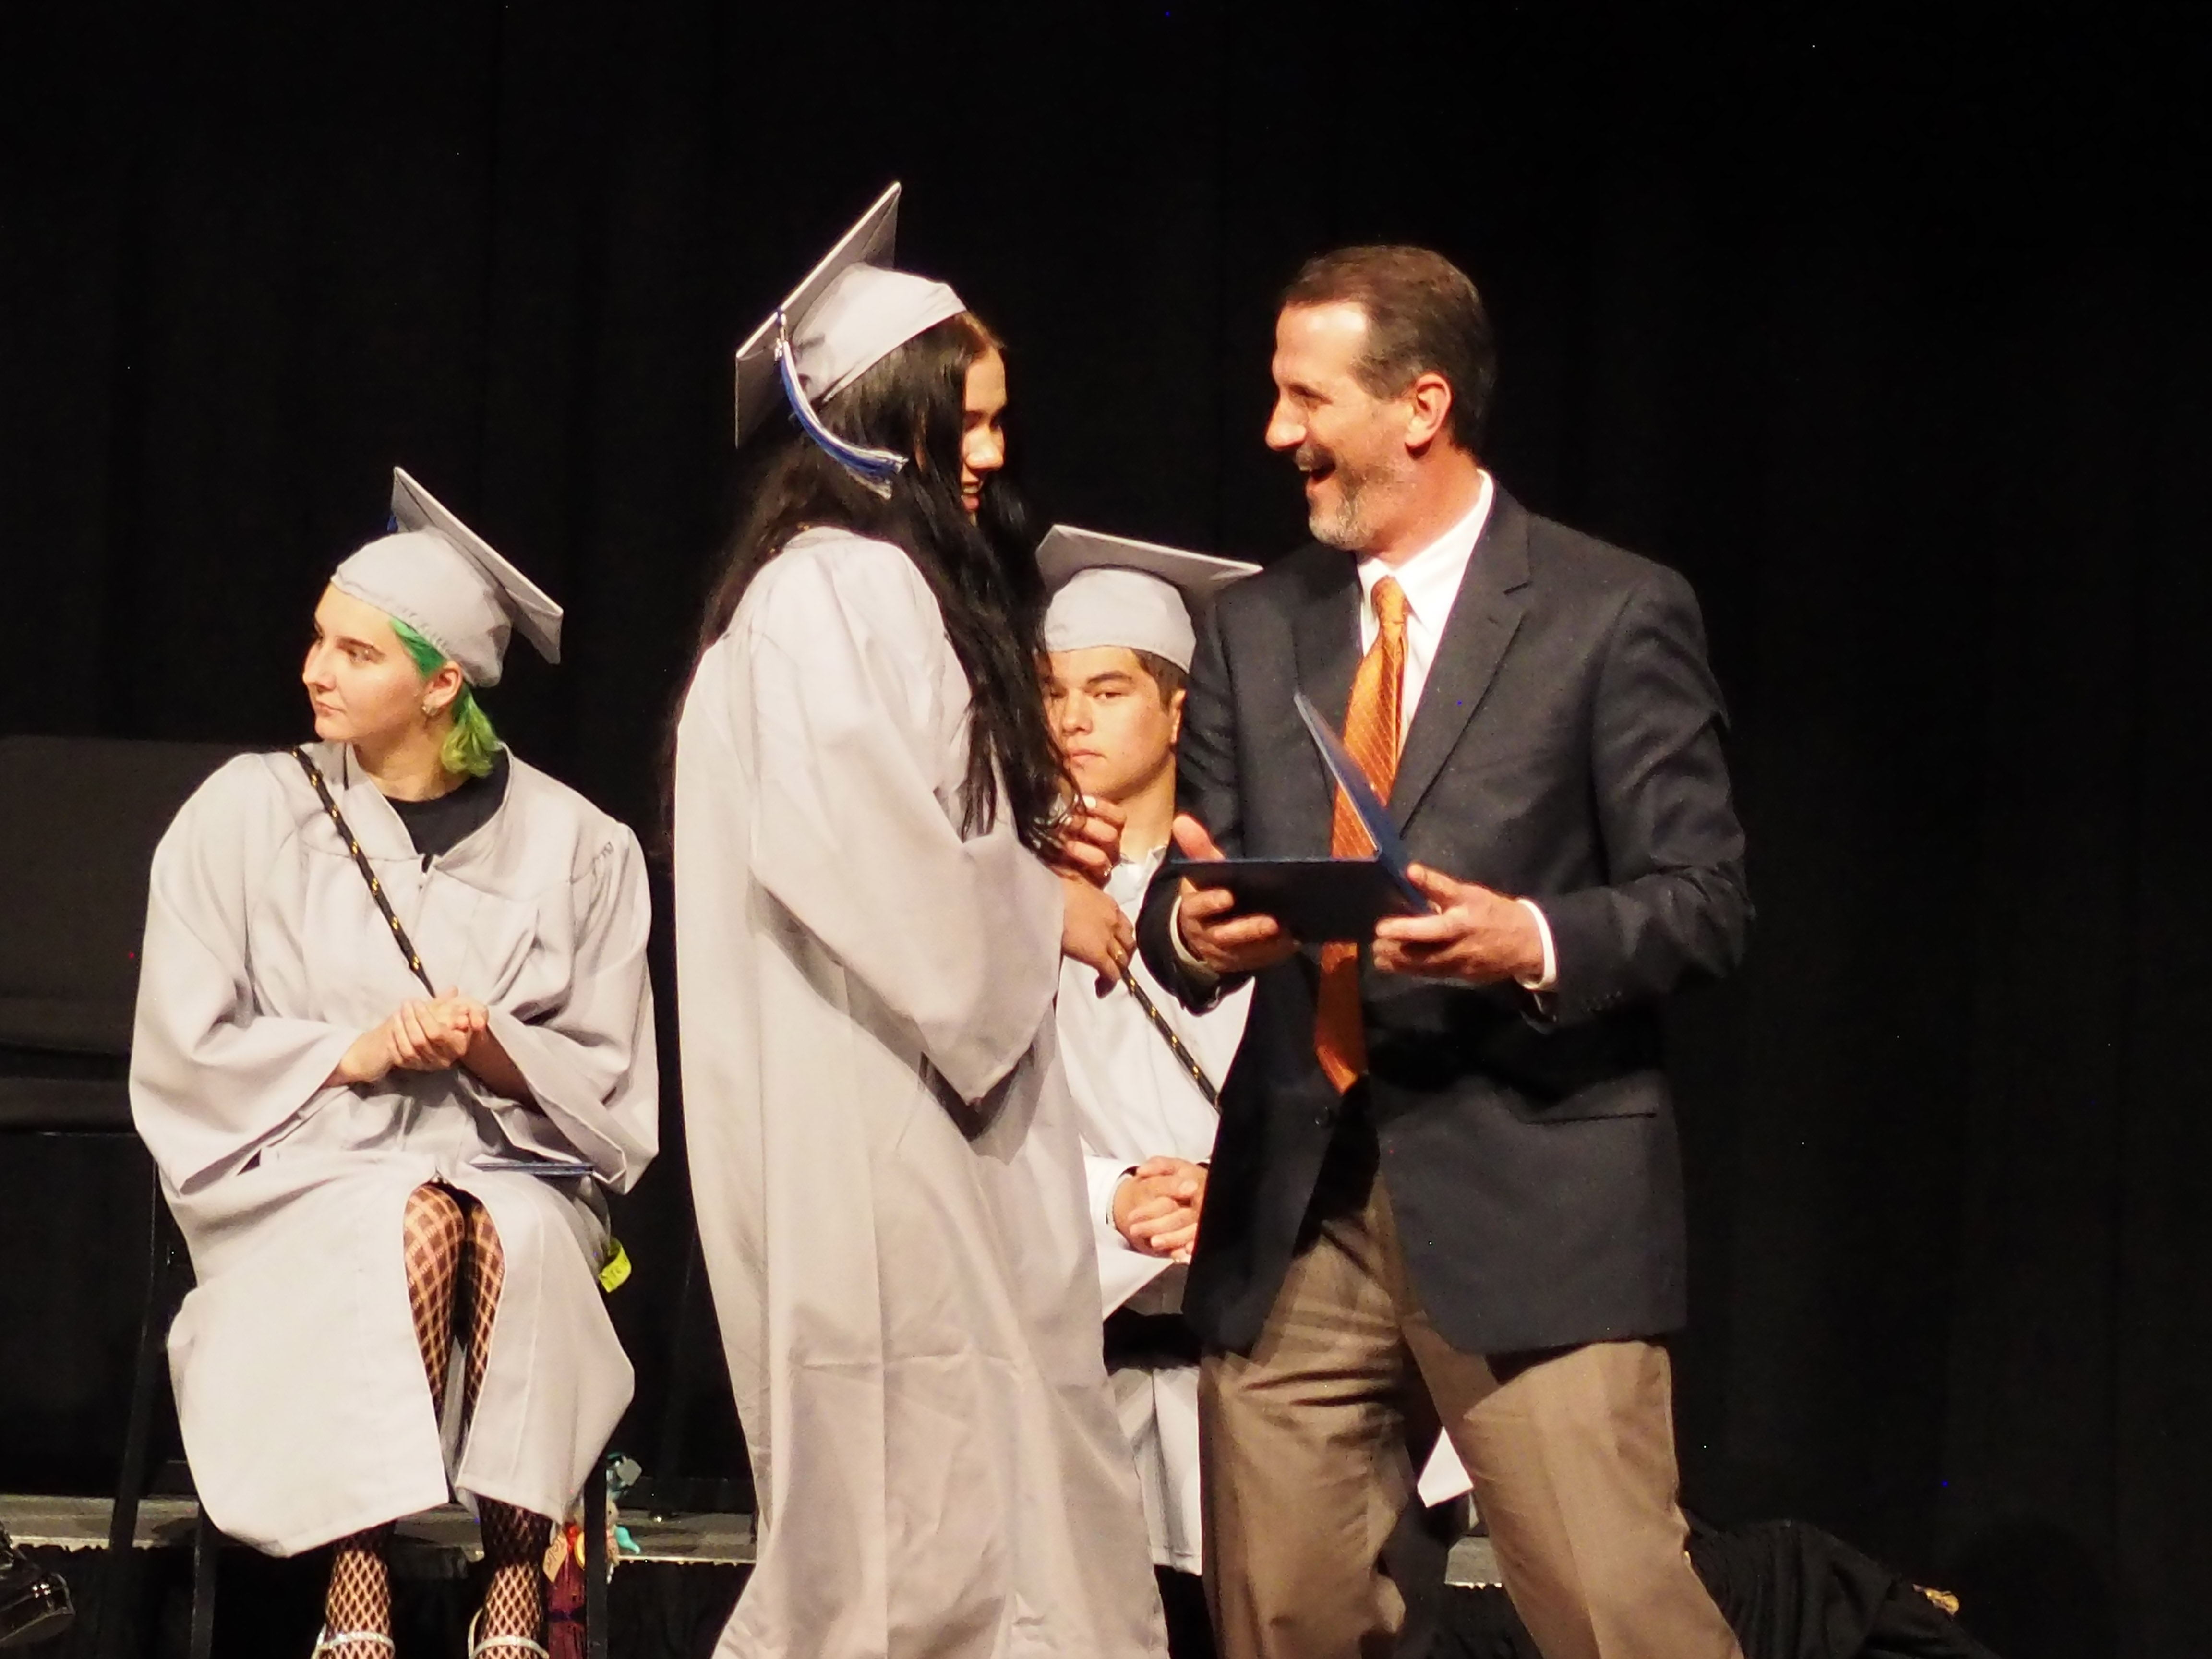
673,527,1166,1659
128,745,658,1557
1058,851,1250,1574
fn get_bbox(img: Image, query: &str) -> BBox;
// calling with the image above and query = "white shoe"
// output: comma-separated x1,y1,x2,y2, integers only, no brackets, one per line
467,1610,550,1658
310,1629,394,1657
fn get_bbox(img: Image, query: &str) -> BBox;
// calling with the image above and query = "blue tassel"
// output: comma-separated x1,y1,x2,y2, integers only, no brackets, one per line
775,313,907,494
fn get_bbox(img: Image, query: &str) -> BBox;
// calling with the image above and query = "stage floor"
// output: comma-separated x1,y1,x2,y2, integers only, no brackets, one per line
1,1490,1504,1580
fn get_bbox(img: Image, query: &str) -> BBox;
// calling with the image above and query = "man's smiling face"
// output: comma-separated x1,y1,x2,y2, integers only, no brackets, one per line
1264,301,1418,553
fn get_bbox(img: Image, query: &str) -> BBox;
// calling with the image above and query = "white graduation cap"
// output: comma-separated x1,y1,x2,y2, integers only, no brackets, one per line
732,182,966,483
327,468,563,689
1038,525,1261,672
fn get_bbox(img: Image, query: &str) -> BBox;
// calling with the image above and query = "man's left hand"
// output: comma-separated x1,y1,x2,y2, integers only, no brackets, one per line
1372,864,1545,986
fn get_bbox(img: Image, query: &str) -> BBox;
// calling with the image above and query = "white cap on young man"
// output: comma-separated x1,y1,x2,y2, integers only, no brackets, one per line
1038,525,1261,672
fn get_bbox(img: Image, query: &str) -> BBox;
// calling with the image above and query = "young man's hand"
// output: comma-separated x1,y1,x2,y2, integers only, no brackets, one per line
1113,1155,1208,1262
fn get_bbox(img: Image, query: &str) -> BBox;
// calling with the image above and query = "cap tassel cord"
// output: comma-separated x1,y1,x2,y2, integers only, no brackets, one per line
774,312,906,495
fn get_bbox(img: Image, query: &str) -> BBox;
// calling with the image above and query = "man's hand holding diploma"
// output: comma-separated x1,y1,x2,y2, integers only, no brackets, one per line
1170,814,1300,976
1372,864,1546,986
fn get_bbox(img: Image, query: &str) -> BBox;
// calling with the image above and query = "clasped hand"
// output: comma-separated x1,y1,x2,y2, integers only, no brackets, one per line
1113,1155,1207,1263
1172,814,1543,986
331,990,490,1087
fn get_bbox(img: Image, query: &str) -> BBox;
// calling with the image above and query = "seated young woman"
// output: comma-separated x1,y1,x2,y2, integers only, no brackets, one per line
128,469,658,1659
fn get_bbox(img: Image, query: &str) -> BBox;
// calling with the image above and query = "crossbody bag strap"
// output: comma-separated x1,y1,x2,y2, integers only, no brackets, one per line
290,746,438,996
1116,963,1222,1112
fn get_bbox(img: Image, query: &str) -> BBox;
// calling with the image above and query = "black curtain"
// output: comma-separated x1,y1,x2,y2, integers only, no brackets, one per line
4,5,2208,1656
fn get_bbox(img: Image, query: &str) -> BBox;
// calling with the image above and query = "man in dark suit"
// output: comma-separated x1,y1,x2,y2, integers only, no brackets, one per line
1138,246,1750,1659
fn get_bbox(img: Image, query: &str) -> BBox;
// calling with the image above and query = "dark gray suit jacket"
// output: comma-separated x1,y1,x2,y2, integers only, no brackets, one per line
1137,489,1750,1357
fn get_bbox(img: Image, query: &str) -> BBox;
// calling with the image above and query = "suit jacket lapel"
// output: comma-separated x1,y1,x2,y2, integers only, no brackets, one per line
1389,493,1531,831
1289,551,1361,858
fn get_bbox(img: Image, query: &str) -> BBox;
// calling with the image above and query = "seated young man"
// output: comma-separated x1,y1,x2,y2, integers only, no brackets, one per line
1039,528,1259,1659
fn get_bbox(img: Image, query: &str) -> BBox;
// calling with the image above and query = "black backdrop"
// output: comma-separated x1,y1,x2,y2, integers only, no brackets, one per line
4,4,2210,1656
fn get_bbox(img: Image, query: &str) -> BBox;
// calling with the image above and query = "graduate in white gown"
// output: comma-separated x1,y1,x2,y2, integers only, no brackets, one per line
1038,529,1259,1659
129,470,658,1659
672,186,1166,1659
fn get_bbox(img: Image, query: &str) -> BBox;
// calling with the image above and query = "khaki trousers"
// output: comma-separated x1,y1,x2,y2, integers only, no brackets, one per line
1198,1161,1742,1659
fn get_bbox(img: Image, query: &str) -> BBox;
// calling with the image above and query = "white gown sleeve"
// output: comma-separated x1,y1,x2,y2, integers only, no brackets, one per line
737,544,1063,1104
129,759,360,1190
481,826,660,1192
1086,1147,1175,1316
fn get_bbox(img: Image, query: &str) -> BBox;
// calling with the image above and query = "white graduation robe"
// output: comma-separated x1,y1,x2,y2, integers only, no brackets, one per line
1058,851,1250,1574
673,527,1166,1659
128,745,658,1557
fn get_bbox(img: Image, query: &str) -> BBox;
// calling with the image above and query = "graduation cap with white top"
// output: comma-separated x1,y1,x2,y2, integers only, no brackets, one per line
1038,525,1261,672
328,468,563,689
732,182,967,486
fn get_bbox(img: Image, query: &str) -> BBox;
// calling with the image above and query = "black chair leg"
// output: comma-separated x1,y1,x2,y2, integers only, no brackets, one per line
187,1509,219,1659
583,1459,609,1659
95,1167,180,1659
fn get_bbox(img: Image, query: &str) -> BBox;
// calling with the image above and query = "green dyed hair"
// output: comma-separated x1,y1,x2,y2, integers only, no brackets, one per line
389,619,502,779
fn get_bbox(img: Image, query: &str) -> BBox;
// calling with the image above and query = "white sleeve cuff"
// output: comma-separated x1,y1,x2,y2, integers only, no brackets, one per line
1088,1155,1140,1234
1167,890,1220,986
1515,898,1558,992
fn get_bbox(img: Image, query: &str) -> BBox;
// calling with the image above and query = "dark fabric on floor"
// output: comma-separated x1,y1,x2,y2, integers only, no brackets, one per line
1429,1520,2005,1659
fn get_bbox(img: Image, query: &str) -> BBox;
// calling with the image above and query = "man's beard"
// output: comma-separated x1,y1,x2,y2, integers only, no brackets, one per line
1299,442,1385,551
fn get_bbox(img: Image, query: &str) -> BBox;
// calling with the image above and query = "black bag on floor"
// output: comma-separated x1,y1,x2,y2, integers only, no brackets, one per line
0,1529,72,1650
1431,1517,2002,1659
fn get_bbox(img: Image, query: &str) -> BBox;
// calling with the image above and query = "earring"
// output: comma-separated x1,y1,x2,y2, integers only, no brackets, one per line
422,701,441,718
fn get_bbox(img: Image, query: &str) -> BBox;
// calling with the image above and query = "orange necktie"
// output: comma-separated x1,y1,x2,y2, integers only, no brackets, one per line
1314,576,1408,1092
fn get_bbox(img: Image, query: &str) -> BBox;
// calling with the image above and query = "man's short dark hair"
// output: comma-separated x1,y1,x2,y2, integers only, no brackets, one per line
1131,650,1187,708
1282,246,1497,453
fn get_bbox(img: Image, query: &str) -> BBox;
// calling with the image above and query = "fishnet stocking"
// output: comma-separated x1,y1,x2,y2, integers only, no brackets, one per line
460,1195,548,1647
316,1186,469,1650
461,1194,505,1425
319,1527,393,1656
404,1182,467,1418
477,1499,552,1647
324,1185,548,1649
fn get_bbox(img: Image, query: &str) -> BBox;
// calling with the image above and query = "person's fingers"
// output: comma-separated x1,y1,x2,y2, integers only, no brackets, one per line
1180,884,1238,920
1070,811,1123,852
387,1012,424,1070
1132,1156,1186,1180
1171,814,1224,862
1209,914,1287,949
1373,938,1448,973
401,1002,462,1068
1125,1197,1180,1229
1133,1207,1200,1248
1374,909,1463,943
1058,842,1115,882
1406,863,1473,903
1150,1223,1200,1255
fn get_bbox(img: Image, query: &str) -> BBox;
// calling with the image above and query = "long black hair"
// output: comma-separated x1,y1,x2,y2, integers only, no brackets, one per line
677,312,1066,850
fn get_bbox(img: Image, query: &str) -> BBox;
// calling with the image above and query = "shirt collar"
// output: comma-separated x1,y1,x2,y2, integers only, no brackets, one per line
1357,469,1495,630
